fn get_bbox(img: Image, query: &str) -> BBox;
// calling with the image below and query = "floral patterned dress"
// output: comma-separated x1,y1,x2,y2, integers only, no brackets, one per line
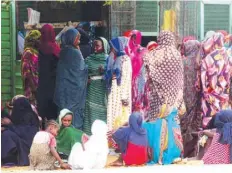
21,48,39,106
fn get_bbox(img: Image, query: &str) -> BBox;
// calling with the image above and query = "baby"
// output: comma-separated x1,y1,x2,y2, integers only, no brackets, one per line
29,120,70,170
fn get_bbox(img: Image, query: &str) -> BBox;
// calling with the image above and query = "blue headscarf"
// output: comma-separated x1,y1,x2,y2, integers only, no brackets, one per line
54,28,88,129
104,37,129,92
61,28,79,47
214,110,232,162
110,37,128,57
112,112,147,154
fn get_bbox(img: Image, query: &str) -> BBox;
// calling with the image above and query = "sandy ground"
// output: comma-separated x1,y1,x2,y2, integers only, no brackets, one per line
1,155,206,173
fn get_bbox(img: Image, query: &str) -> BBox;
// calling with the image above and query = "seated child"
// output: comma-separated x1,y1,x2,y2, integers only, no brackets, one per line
68,120,109,169
29,120,70,170
56,109,89,157
110,112,148,166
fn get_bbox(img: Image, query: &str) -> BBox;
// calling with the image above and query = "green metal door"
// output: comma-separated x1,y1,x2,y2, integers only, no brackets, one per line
1,5,13,103
204,4,230,35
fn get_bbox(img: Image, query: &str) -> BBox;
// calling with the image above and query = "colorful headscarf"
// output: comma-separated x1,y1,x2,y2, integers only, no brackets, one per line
109,36,128,57
39,24,60,57
181,36,197,56
112,112,147,154
24,30,41,53
157,30,176,47
217,30,228,37
61,28,80,47
147,41,158,51
105,37,129,91
123,30,132,38
147,30,184,120
224,34,232,48
202,32,224,57
203,30,216,42
214,110,232,161
184,40,201,57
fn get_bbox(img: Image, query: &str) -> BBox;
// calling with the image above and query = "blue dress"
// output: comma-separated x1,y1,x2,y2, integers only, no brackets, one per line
142,108,183,165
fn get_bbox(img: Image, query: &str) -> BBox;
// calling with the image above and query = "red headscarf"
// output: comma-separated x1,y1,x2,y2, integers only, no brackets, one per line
123,30,132,38
39,24,60,57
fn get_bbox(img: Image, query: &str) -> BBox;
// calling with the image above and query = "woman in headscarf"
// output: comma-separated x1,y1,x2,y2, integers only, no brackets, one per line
76,27,91,59
180,40,202,158
142,106,183,165
56,109,89,157
146,30,185,122
21,30,41,106
147,41,158,52
126,30,150,120
37,24,60,125
84,37,109,135
110,112,148,166
104,37,132,148
68,120,109,169
201,32,231,119
202,109,232,164
1,97,39,166
5,95,42,125
54,28,88,130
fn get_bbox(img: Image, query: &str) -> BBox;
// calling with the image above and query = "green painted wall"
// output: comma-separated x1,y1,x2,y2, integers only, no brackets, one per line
1,6,13,103
204,4,230,35
1,3,16,104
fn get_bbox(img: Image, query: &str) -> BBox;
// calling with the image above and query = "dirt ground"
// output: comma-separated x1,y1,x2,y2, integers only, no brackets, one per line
1,155,205,173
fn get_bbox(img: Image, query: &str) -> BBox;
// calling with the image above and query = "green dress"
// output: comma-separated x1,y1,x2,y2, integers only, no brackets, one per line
56,126,84,156
84,37,109,135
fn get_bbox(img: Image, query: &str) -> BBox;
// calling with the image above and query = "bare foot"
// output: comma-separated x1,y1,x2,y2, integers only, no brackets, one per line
109,158,123,167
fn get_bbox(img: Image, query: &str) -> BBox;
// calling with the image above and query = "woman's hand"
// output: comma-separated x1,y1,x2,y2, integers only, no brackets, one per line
1,117,11,125
98,65,104,73
121,99,129,106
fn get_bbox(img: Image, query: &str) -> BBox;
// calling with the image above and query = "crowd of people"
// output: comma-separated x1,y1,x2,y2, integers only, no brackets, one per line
1,24,232,170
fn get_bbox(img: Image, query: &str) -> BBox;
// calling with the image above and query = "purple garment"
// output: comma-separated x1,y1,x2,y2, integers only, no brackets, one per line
112,112,147,154
1,125,38,166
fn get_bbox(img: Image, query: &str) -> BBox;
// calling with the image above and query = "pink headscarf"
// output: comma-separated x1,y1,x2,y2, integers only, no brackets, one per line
126,30,145,80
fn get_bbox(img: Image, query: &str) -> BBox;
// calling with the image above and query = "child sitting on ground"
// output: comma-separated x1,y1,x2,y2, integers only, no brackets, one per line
29,120,70,170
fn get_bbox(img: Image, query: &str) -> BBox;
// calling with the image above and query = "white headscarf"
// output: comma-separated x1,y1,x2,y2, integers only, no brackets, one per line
58,108,73,126
68,120,109,170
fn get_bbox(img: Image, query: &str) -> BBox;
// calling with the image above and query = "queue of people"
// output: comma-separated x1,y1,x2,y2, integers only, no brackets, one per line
1,25,232,170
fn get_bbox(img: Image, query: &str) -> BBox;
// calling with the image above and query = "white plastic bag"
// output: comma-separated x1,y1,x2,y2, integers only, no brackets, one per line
27,8,40,25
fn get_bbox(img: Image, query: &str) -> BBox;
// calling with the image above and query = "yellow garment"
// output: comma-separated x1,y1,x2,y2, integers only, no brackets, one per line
113,106,128,129
162,10,176,32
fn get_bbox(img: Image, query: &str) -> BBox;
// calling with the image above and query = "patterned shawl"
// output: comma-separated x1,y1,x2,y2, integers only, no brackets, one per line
147,30,184,121
24,30,41,54
201,33,231,117
181,40,202,149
